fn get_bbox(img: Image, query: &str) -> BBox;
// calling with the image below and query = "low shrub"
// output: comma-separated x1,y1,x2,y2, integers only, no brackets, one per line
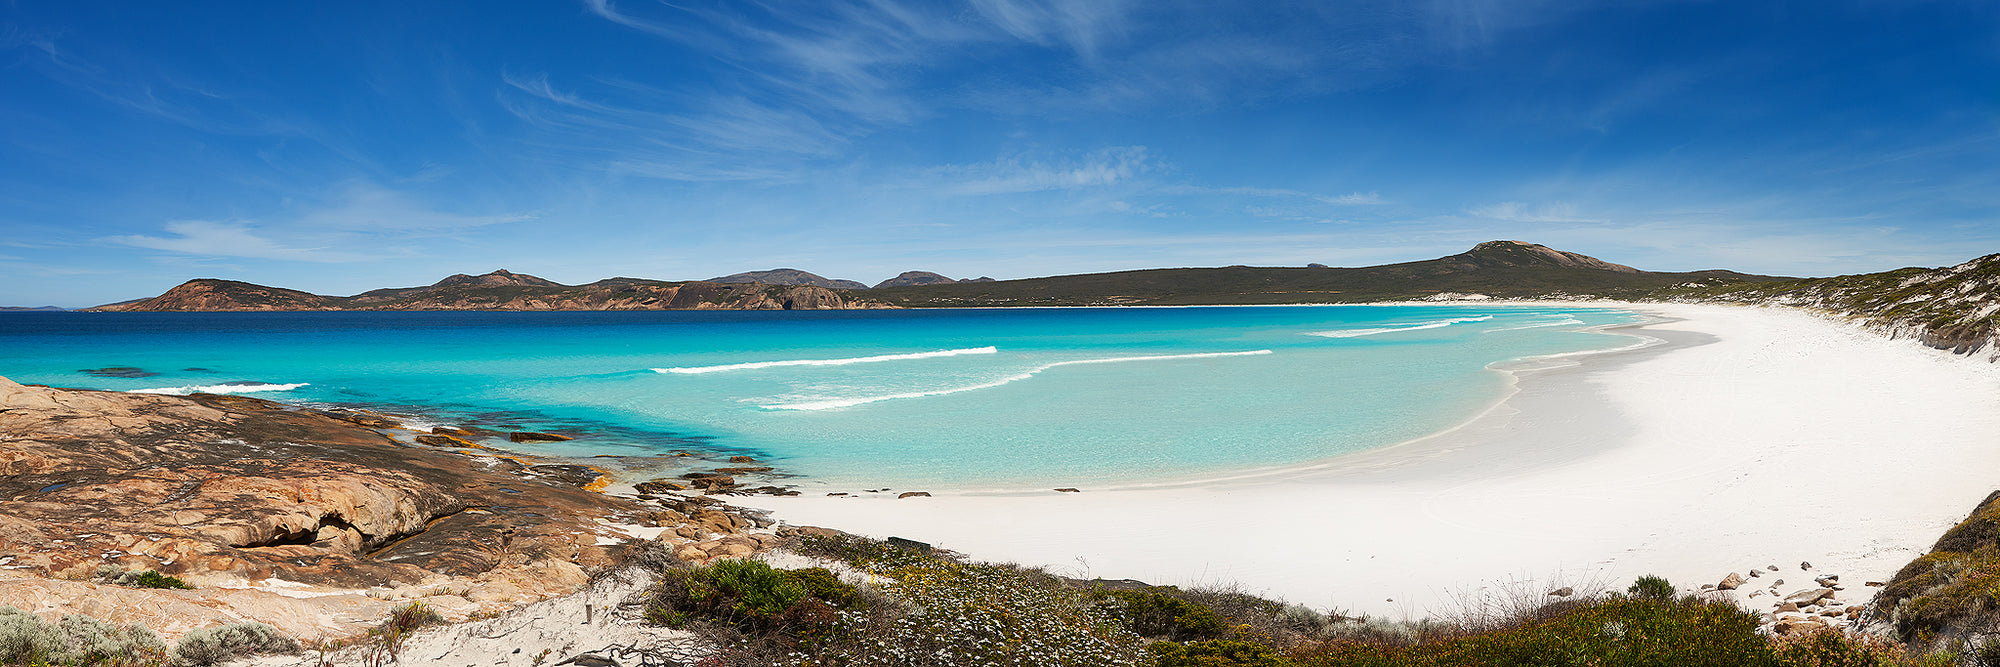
94,565,193,590
362,601,444,663
1092,587,1230,641
1770,628,1907,667
1150,637,1298,667
169,622,299,666
1626,575,1676,601
0,605,166,666
646,559,860,636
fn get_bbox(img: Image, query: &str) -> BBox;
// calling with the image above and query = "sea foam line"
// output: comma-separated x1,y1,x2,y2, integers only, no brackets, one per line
759,349,1275,411
654,346,999,374
129,382,310,396
1484,317,1585,333
1307,315,1493,338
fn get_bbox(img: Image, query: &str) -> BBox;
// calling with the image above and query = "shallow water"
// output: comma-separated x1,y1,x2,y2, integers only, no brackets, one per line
0,305,1640,489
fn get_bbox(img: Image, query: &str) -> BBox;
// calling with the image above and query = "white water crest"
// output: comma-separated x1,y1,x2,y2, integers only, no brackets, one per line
129,381,311,396
654,346,999,374
759,350,1276,411
1484,317,1586,332
1307,315,1494,338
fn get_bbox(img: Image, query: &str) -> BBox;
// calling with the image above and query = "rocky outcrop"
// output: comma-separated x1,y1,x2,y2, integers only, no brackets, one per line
88,279,338,312
709,268,868,290
0,376,786,640
87,271,894,312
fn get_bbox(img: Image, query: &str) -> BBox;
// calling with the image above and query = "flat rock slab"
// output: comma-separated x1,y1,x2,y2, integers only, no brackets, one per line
0,377,649,638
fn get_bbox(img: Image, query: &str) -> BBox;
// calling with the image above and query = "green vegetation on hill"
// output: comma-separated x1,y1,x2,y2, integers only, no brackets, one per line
871,241,1780,307
1653,252,2000,355
1878,489,2000,655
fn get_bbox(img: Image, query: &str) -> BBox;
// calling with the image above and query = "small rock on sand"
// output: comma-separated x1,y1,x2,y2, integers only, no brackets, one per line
1718,572,1744,590
897,491,931,499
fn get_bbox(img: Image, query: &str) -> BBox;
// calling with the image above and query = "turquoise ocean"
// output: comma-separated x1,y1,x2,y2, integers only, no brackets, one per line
0,305,1643,490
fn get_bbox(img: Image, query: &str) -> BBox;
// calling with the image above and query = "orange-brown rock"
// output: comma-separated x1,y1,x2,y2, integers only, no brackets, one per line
0,375,648,636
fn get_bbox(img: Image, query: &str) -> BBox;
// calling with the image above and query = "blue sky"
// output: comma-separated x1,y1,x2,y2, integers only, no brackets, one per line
3,1,1998,306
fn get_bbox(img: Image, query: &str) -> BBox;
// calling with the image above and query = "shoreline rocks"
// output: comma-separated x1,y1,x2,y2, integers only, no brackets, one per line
0,376,791,642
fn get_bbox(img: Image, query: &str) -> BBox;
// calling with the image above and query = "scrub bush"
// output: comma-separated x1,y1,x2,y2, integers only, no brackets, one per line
0,605,167,666
169,622,298,666
94,565,192,590
1092,587,1231,641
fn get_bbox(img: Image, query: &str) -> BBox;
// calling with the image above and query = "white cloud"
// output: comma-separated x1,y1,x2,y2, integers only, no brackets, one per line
108,221,369,263
930,146,1153,195
1161,185,1388,206
104,184,534,262
1465,201,1600,223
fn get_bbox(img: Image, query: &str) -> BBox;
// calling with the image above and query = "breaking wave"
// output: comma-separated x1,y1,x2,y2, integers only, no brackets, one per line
759,350,1275,411
129,381,310,396
1307,315,1494,338
654,346,999,374
1484,317,1586,332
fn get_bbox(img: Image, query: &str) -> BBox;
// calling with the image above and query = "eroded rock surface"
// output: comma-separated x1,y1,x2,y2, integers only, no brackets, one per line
0,376,779,639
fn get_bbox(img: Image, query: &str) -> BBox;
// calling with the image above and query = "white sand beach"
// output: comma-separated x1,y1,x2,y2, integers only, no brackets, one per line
739,303,2000,617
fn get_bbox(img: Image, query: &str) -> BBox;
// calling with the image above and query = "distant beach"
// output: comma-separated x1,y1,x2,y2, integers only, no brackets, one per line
738,303,2000,617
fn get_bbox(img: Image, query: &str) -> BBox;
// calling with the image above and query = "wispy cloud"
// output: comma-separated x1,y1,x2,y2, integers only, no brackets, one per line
1465,201,1600,223
108,221,369,263
103,184,534,262
498,70,851,181
564,0,1590,179
928,146,1154,195
1162,185,1388,207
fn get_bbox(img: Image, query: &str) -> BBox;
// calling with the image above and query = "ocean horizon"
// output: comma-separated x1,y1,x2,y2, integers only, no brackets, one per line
0,305,1643,490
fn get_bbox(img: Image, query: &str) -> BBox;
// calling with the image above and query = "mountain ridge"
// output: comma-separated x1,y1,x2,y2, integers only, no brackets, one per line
82,241,1786,312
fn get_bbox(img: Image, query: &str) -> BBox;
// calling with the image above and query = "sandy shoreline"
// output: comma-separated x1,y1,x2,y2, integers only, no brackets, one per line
738,303,2000,617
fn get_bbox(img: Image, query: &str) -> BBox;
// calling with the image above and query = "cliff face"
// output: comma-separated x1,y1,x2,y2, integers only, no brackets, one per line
88,271,894,312
1655,253,2000,359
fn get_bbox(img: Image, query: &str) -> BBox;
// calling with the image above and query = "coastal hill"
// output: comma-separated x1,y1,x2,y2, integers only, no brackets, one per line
1656,251,2000,359
870,240,1784,306
87,271,890,312
873,270,997,288
83,241,1783,312
709,268,869,290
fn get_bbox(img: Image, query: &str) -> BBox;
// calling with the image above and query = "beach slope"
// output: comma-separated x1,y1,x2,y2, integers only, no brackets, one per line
742,304,2000,617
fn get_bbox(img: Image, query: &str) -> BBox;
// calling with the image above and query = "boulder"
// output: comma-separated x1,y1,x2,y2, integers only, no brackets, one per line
1718,572,1745,590
507,431,573,442
728,456,757,463
1054,488,1081,493
634,479,684,494
898,491,931,499
1773,618,1826,636
887,537,932,553
1783,588,1835,606
414,434,475,447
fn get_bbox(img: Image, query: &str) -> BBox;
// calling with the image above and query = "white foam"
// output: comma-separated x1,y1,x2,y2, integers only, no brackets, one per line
1484,317,1586,332
1307,315,1493,338
128,382,310,396
759,350,1274,411
654,346,999,374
